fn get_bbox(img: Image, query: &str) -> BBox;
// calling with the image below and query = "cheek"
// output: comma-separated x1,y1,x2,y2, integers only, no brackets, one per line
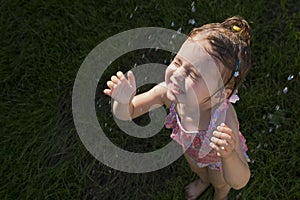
165,65,176,83
190,81,209,97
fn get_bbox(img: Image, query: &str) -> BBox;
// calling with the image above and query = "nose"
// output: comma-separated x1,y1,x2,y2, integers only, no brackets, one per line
173,67,186,81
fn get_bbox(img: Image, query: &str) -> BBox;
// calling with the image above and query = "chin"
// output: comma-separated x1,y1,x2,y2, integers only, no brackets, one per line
166,90,179,103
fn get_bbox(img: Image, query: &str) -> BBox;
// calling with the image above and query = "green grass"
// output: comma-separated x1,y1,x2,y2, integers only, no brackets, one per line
1,0,299,199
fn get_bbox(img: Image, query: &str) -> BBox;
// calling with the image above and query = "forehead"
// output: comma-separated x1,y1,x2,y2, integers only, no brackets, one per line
176,38,224,91
176,38,218,74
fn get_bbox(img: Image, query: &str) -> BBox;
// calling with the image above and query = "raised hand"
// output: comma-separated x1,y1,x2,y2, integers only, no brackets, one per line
103,71,136,104
209,123,236,158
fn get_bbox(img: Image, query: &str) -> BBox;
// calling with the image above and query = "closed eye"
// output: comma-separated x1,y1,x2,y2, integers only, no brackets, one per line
187,68,201,80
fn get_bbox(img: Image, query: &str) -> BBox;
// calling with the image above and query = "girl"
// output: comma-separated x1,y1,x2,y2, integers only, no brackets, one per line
104,16,251,200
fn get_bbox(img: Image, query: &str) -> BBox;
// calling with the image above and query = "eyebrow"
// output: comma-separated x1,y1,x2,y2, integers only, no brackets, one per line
175,56,201,76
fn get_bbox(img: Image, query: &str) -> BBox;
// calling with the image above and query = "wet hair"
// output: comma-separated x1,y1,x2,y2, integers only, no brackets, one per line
189,16,252,98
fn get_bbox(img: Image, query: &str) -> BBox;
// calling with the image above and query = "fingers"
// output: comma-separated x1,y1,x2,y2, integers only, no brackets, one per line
213,131,232,145
127,71,136,88
210,123,236,157
217,123,234,137
103,89,112,96
116,71,125,80
103,70,136,103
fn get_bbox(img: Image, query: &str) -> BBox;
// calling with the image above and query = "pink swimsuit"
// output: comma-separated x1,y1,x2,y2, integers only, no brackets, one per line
165,99,250,171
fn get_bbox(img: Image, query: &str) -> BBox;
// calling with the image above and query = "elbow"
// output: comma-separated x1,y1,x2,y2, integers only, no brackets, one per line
113,112,132,121
231,171,251,190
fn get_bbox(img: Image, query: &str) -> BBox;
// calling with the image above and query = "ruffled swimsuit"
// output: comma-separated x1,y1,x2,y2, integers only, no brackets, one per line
165,97,250,171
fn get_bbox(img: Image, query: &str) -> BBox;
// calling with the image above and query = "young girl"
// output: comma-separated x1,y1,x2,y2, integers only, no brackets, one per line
104,16,251,200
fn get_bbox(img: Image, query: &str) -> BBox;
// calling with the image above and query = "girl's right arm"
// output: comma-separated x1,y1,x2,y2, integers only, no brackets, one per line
103,71,170,120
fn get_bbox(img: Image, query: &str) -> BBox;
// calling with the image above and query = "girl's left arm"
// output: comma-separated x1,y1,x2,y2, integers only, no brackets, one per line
210,104,250,190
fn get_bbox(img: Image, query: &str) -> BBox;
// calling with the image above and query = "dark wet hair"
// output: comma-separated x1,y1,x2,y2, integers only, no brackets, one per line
189,16,252,97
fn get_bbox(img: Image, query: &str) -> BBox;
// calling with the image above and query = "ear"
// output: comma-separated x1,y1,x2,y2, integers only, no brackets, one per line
225,88,233,99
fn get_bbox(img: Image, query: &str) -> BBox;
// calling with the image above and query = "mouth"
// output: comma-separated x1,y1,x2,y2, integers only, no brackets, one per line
168,81,184,95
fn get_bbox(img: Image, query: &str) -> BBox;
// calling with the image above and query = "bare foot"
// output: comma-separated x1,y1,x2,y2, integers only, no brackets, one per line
184,179,210,200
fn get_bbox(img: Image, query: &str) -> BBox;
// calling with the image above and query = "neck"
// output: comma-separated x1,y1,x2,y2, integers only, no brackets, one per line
176,103,213,131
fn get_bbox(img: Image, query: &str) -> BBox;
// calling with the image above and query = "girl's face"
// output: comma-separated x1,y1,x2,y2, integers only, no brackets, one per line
165,39,224,108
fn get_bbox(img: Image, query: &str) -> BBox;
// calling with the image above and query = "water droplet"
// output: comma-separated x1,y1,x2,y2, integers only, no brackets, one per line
191,1,196,12
171,21,175,27
129,13,133,19
261,130,265,134
287,74,294,81
169,40,173,45
256,143,261,149
275,105,280,110
104,123,108,127
163,59,167,64
262,115,266,119
177,27,182,33
265,73,270,77
142,53,145,59
134,6,138,12
109,128,112,131
108,169,112,173
133,63,137,68
188,19,196,25
144,76,148,81
276,124,281,129
263,143,268,148
251,159,255,164
148,34,152,40
269,127,273,133
172,34,177,39
283,87,288,94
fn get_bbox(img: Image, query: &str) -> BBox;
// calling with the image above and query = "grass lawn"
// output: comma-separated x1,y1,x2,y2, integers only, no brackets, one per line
1,0,299,199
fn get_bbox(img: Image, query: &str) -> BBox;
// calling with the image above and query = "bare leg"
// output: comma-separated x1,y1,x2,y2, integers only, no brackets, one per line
184,153,210,200
207,168,231,200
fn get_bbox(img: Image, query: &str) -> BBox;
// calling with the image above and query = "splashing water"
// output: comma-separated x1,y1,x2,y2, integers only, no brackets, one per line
177,27,182,33
191,1,196,12
188,19,196,25
269,127,273,133
275,105,280,110
283,87,288,94
287,74,294,81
